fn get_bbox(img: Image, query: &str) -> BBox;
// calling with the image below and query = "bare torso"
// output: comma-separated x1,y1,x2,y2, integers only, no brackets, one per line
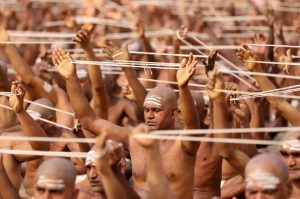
193,139,222,199
129,138,196,199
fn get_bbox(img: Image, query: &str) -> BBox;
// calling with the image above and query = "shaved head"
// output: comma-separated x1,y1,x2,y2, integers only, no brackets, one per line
36,158,77,188
27,98,55,120
34,158,78,199
245,153,291,199
144,86,177,130
145,86,177,108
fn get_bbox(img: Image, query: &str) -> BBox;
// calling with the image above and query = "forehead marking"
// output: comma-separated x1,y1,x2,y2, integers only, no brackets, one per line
36,175,65,189
282,139,300,151
245,171,280,190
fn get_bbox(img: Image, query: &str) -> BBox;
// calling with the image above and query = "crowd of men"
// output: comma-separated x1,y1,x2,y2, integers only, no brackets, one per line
0,0,299,198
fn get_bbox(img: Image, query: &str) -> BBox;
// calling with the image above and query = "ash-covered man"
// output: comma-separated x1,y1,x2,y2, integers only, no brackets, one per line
279,132,300,199
77,142,126,199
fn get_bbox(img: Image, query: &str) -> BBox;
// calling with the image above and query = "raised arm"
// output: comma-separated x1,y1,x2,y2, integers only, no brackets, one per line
133,124,173,199
237,45,300,126
104,44,147,108
73,25,109,119
53,48,130,145
9,81,50,162
176,53,200,154
95,133,140,199
207,72,249,174
0,30,58,103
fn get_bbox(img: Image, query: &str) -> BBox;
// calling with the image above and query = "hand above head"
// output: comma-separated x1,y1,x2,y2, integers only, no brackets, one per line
273,48,292,74
122,83,136,101
250,34,267,59
225,83,250,125
52,48,76,79
207,70,224,100
176,53,197,88
9,81,26,113
103,43,129,61
73,25,94,50
202,50,218,75
237,45,257,71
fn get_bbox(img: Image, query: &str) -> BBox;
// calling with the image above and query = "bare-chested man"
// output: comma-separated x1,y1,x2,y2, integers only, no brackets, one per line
53,47,201,199
34,158,78,199
0,81,49,191
278,131,300,199
77,143,126,199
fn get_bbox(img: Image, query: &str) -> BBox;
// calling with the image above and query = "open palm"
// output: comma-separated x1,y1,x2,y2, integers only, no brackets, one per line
52,48,76,79
177,53,197,87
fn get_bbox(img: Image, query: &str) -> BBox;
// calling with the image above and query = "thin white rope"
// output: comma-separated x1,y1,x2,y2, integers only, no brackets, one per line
0,41,75,45
43,16,135,29
247,43,300,49
0,149,88,158
0,92,74,117
202,15,267,22
152,126,300,135
0,136,95,144
0,103,73,131
133,134,288,148
187,33,257,89
245,60,300,66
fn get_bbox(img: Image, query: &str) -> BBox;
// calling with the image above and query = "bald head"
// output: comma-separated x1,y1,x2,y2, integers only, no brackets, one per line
145,86,177,108
34,158,78,199
27,98,55,120
245,153,291,199
36,158,77,188
246,153,289,183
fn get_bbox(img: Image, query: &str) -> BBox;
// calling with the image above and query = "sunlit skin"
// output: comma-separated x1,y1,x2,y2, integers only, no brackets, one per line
143,94,175,131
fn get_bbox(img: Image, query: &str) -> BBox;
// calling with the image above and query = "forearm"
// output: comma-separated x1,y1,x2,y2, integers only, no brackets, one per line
85,48,109,119
0,170,21,199
179,87,200,129
140,35,155,62
4,45,35,84
66,76,129,143
16,111,49,151
252,65,300,126
98,166,130,199
66,75,98,126
122,67,147,108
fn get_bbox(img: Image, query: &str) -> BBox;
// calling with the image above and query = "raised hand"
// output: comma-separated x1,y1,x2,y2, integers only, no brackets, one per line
237,45,257,71
273,48,292,74
9,81,26,113
95,132,124,171
176,53,197,87
122,82,136,101
73,25,93,50
103,43,129,61
251,34,267,59
202,50,218,75
52,48,76,79
132,124,155,148
207,71,224,100
229,98,250,126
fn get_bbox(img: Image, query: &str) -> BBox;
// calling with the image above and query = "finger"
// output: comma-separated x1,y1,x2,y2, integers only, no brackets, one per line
187,53,193,65
179,58,187,68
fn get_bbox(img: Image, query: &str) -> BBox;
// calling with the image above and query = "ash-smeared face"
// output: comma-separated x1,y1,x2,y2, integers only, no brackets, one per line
280,139,300,180
143,95,172,130
245,170,282,199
